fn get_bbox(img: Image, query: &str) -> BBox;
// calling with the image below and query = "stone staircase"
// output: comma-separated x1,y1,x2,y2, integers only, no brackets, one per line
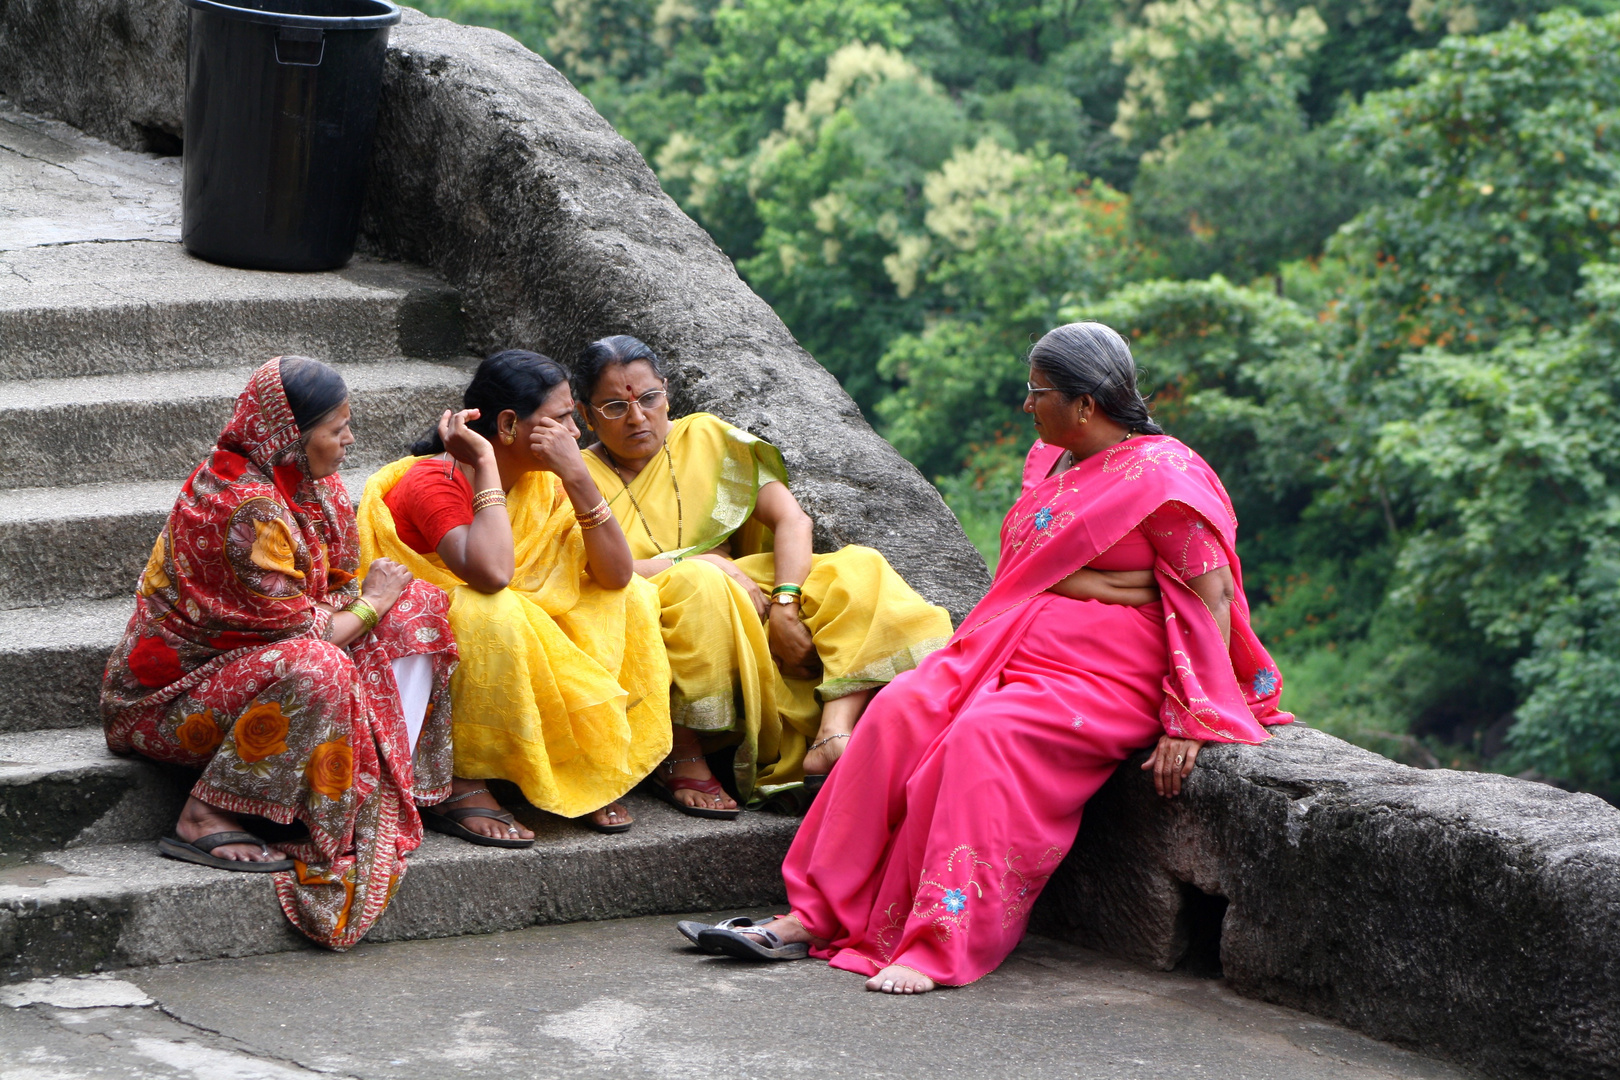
0,100,796,982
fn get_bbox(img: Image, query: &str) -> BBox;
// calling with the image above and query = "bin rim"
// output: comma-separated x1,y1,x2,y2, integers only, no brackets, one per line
180,0,401,30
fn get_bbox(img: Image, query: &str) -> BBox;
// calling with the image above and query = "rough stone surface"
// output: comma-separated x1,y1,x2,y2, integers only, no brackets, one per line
0,0,185,153
0,916,1470,1080
0,795,797,981
0,727,189,855
1034,725,1620,1080
0,600,130,732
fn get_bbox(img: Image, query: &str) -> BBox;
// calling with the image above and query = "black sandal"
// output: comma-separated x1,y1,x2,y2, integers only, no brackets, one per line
157,831,295,873
585,802,634,834
422,788,535,849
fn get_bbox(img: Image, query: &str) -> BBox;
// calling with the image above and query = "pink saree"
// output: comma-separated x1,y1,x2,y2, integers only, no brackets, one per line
781,435,1291,986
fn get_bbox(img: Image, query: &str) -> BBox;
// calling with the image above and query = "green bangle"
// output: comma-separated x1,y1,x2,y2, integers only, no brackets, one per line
344,599,380,634
771,583,803,597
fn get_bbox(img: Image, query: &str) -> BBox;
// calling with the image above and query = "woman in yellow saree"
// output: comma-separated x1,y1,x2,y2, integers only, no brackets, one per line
577,336,953,811
357,352,671,835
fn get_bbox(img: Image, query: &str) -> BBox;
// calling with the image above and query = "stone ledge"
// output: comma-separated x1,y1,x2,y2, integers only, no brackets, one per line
0,794,798,981
1034,725,1620,1080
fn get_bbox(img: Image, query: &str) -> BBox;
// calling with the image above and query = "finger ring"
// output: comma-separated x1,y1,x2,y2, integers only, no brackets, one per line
1175,755,1184,766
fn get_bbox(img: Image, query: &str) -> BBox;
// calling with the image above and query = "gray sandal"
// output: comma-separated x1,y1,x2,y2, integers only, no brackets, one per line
677,916,757,952
697,923,810,961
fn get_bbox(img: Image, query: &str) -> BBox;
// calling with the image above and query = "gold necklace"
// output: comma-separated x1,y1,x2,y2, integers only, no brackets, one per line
602,444,683,553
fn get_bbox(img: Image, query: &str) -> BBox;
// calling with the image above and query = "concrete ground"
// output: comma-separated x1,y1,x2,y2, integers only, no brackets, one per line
0,911,1470,1080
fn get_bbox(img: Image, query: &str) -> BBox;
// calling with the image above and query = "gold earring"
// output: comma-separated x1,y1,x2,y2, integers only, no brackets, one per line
501,428,516,445
1080,415,1089,424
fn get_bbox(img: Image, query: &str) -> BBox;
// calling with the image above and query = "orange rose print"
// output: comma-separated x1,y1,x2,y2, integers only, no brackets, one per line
250,517,305,580
233,700,290,763
140,531,171,596
304,739,353,801
174,709,223,756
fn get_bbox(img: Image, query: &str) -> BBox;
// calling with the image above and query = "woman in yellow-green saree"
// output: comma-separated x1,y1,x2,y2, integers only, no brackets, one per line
577,336,953,813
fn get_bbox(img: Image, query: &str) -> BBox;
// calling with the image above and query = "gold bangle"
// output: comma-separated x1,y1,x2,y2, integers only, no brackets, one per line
344,599,380,634
471,488,506,514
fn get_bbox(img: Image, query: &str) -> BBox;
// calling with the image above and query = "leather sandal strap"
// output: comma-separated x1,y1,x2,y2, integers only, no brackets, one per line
190,831,270,856
662,775,728,797
433,806,517,826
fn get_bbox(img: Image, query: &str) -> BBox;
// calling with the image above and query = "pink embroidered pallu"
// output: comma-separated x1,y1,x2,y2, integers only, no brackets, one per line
781,435,1291,985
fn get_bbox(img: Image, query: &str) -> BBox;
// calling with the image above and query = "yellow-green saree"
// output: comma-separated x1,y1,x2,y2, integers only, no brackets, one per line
582,413,951,801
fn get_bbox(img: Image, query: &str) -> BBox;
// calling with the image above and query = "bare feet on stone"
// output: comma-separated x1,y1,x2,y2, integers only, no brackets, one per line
866,964,936,995
435,777,536,841
173,796,282,863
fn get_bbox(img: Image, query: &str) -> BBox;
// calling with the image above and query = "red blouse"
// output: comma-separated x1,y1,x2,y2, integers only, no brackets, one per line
1086,500,1229,581
382,457,475,555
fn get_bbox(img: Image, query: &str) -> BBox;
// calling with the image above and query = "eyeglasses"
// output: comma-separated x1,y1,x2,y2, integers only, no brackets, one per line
1026,382,1062,396
590,389,668,420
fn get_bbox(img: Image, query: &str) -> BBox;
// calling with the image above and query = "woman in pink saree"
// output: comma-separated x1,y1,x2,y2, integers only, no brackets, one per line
692,322,1291,992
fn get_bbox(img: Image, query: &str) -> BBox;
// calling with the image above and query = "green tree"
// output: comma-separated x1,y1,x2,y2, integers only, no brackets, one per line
1335,11,1620,360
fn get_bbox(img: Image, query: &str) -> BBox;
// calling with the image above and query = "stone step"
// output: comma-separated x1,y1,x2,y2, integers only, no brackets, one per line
0,360,466,489
0,795,799,982
0,728,187,858
0,469,382,610
0,242,467,381
0,599,129,733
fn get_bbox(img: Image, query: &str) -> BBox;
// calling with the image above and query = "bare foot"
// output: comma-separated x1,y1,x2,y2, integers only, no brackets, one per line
173,796,281,863
663,727,738,812
803,689,874,775
591,802,633,829
865,964,936,995
429,777,535,841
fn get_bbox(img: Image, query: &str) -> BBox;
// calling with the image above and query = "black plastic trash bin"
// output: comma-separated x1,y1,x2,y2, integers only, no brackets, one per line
181,0,402,271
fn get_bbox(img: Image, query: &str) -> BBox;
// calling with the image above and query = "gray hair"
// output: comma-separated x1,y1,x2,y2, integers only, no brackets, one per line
1028,322,1163,435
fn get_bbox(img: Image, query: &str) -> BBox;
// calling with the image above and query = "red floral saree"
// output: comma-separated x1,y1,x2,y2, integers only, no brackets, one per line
101,358,458,949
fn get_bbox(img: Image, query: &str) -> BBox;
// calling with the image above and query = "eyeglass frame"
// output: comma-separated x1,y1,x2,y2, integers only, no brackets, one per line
589,387,670,420
1025,382,1064,396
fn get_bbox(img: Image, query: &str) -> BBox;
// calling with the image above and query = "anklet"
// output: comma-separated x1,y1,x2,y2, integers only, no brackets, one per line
808,733,851,753
442,787,490,805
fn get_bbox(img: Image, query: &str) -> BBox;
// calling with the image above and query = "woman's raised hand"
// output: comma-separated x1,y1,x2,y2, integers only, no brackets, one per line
360,558,412,616
438,409,493,465
1141,735,1203,798
528,417,588,480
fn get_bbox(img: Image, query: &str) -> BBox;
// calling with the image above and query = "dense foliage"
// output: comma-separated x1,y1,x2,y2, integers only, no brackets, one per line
415,0,1620,794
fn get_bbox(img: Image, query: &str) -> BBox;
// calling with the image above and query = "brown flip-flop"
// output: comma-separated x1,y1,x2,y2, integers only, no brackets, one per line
157,831,294,872
422,806,535,849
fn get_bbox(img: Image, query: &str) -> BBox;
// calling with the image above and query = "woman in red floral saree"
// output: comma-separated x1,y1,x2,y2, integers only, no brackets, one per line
101,357,459,950
694,323,1292,992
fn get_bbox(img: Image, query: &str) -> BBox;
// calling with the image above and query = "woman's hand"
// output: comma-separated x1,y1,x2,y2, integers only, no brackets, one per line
696,553,769,619
360,558,412,617
1049,567,1160,606
529,417,588,481
438,409,493,466
768,604,820,680
1141,735,1203,798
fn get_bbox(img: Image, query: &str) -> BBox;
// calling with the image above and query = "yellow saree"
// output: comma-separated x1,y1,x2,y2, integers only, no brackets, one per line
582,413,952,801
357,459,672,818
